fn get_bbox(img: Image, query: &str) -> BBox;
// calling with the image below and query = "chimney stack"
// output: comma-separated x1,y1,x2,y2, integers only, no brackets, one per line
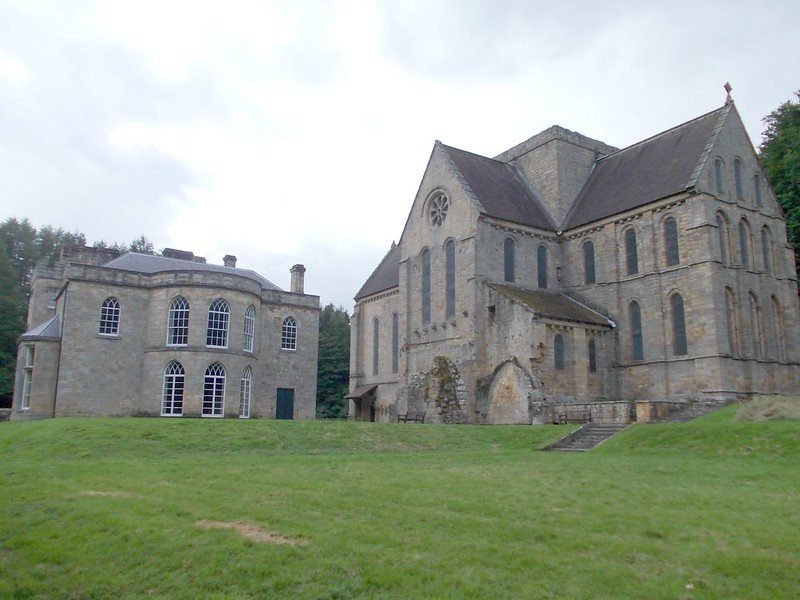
223,254,237,268
290,264,306,294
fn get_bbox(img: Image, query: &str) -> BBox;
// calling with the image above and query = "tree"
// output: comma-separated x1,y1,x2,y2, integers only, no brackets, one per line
0,250,27,406
126,234,156,255
316,304,350,418
759,90,800,278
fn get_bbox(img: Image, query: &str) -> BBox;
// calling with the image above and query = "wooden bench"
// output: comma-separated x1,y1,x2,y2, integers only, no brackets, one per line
556,411,592,425
398,412,426,423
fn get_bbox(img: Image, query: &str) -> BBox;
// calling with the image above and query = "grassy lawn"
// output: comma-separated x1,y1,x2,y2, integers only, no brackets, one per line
1,407,798,599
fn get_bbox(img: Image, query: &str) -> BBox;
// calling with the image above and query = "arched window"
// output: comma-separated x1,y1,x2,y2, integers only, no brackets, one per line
716,213,729,264
203,362,226,417
281,317,297,350
725,287,738,355
503,237,515,283
537,245,548,288
445,239,456,319
421,248,431,325
99,297,121,335
167,296,189,345
161,361,184,416
372,317,380,376
714,158,724,194
391,313,399,374
554,334,565,370
738,220,751,269
748,293,763,359
588,339,597,373
239,366,252,418
624,228,638,275
206,299,230,347
629,301,643,361
243,305,256,352
733,158,743,201
671,293,688,356
664,217,679,266
754,174,762,207
583,240,596,284
771,296,784,361
760,226,772,275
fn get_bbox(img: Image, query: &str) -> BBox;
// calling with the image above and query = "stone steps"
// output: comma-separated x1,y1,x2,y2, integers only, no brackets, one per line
544,423,629,452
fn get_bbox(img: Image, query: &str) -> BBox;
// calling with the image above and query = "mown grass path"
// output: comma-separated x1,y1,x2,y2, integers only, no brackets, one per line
1,408,798,599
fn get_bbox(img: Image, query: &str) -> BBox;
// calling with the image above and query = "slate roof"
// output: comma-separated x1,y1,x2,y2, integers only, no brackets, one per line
488,283,613,327
346,384,377,399
563,106,727,229
441,144,556,231
21,315,61,340
103,253,282,291
354,244,401,301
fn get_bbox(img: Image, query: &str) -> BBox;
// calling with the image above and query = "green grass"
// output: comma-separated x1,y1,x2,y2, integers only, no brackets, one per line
1,407,798,599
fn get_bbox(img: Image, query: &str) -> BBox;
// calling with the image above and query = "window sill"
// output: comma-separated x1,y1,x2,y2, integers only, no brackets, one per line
201,414,224,418
97,334,120,339
160,413,183,418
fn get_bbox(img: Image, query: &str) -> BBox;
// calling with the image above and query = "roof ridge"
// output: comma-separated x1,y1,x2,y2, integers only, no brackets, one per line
596,104,728,163
439,142,509,166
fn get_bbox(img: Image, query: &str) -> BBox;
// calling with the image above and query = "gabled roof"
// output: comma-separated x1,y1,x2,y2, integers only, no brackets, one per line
488,283,613,327
103,253,282,291
441,144,556,231
564,105,728,229
21,315,61,340
354,244,401,301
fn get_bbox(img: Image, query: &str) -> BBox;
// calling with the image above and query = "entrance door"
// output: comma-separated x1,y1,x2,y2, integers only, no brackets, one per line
276,388,294,420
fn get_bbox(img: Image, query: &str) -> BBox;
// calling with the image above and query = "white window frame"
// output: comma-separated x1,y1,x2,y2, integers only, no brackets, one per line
99,297,121,336
281,316,297,351
21,346,34,410
206,299,230,348
166,296,189,346
243,305,255,352
161,361,185,416
239,366,252,418
202,362,226,417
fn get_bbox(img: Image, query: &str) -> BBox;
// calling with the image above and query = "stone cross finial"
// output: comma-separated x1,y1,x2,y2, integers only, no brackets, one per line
724,82,733,104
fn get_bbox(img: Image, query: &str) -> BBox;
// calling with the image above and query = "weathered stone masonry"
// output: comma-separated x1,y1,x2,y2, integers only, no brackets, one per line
349,97,800,424
12,246,320,420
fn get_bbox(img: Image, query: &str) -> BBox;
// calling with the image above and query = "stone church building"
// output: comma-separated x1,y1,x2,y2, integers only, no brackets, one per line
348,97,800,424
11,246,319,420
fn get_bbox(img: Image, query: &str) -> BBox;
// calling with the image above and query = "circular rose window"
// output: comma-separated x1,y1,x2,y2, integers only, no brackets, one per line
427,191,449,227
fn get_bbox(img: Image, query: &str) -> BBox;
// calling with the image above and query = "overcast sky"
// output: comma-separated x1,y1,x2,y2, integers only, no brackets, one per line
1,1,798,309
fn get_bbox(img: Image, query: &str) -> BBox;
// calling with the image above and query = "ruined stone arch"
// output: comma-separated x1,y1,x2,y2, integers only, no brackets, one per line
486,358,542,425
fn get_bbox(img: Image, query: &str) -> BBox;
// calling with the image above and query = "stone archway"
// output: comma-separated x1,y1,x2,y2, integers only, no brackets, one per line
486,360,539,424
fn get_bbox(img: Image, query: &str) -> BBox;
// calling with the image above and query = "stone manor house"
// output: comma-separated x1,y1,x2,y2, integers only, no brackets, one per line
348,97,800,424
11,246,319,420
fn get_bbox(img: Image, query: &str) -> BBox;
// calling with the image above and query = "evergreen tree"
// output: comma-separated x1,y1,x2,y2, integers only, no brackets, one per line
316,304,350,418
759,90,800,278
0,250,27,406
